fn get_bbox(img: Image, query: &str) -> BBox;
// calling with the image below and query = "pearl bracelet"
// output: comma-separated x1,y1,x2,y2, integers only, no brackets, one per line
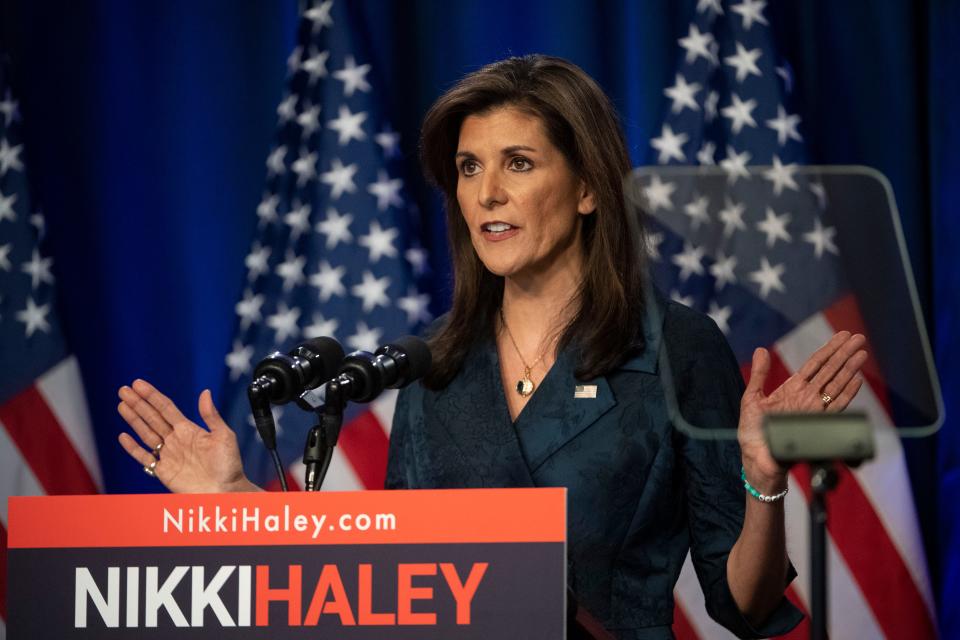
741,467,789,503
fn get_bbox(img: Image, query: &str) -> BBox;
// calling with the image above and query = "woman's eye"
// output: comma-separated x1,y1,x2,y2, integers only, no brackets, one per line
509,157,532,172
460,160,479,176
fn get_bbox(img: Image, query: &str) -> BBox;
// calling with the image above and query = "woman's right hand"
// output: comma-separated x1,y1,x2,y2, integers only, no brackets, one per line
117,379,260,493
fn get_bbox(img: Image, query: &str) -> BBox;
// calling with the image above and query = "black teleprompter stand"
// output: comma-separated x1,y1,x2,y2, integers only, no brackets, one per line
764,412,875,640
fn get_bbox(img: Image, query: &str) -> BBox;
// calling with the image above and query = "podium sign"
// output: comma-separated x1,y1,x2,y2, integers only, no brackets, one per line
8,488,566,639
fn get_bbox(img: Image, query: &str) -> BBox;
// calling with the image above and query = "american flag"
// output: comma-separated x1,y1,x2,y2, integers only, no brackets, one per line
643,1,937,638
220,0,429,493
0,60,103,636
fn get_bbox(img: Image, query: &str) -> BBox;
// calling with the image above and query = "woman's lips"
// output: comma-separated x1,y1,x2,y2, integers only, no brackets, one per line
480,221,520,242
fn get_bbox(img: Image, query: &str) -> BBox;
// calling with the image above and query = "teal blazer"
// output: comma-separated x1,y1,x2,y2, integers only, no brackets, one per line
386,301,802,639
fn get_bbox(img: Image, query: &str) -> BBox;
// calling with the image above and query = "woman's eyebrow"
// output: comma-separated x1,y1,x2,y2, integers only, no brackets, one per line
501,145,537,155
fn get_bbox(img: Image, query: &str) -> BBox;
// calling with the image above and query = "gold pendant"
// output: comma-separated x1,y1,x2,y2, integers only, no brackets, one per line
516,368,535,397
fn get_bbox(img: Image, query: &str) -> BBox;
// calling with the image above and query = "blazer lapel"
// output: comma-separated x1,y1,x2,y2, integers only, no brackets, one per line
426,342,536,487
513,349,618,474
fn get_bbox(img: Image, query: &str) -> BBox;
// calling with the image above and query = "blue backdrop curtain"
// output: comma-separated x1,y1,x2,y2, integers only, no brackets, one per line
1,0,957,634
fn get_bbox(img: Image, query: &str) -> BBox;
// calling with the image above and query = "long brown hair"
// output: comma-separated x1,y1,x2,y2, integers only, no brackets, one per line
420,55,647,389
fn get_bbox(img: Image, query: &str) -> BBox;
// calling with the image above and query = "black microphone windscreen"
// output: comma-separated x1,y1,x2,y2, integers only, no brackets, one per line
301,336,345,378
389,335,432,380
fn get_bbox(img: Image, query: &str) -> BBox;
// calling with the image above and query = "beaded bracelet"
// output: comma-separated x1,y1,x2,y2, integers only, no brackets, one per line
741,467,789,503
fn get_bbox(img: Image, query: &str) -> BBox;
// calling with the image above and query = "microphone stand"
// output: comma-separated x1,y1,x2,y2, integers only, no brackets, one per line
302,379,345,491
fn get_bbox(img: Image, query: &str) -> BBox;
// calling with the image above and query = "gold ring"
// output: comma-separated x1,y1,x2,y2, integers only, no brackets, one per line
821,393,833,408
143,460,158,477
152,441,164,457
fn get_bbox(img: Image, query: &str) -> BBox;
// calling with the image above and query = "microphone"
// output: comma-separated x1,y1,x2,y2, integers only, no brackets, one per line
301,336,431,491
247,337,345,450
335,335,433,402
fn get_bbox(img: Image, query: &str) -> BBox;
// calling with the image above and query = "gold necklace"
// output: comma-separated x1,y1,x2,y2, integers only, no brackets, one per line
499,308,555,397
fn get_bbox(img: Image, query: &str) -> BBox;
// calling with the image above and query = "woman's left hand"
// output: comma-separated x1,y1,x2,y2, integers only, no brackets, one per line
738,331,868,492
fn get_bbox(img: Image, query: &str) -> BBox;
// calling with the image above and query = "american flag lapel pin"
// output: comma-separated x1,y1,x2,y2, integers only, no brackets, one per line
574,385,597,399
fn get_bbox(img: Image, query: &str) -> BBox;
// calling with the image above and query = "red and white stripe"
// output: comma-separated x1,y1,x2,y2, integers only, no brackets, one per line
0,356,102,636
674,296,937,639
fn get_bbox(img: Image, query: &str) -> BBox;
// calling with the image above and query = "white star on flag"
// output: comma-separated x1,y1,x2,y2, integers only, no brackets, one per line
367,170,404,211
696,0,723,15
671,290,695,307
284,203,312,241
696,141,717,165
359,220,399,263
304,0,333,32
704,90,720,122
724,42,763,83
672,242,706,281
707,301,732,334
266,145,287,177
720,146,751,184
235,289,265,330
763,155,799,195
731,0,769,31
0,138,24,175
291,150,318,186
320,158,359,199
226,341,255,381
397,288,433,325
29,210,45,237
405,247,429,276
709,252,738,290
678,24,717,65
646,231,664,261
257,193,280,226
276,95,297,123
0,190,16,222
245,242,271,281
301,49,330,84
328,104,368,146
0,90,19,125
316,207,354,248
651,124,688,164
749,256,786,298
756,206,793,247
375,126,401,157
721,94,758,134
276,250,307,292
266,303,301,344
643,175,676,212
347,321,383,354
16,296,51,337
296,105,322,138
718,197,747,237
333,55,372,96
309,260,347,301
664,74,701,114
21,248,55,289
683,194,711,230
304,313,339,340
0,243,11,271
766,105,803,146
351,270,391,312
803,218,840,258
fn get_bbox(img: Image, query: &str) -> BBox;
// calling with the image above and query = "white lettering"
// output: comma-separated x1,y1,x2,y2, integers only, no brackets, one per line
163,508,183,533
190,566,235,626
265,514,280,532
242,507,259,532
197,506,211,533
75,567,119,628
339,513,352,531
126,567,139,627
294,514,307,532
376,513,397,530
215,506,227,532
237,565,251,627
145,566,189,627
311,514,326,538
354,514,371,531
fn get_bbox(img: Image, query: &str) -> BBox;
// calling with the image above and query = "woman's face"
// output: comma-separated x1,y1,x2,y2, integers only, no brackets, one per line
455,106,595,284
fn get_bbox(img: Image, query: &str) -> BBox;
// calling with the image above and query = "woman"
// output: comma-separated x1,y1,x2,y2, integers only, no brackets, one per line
118,55,867,638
